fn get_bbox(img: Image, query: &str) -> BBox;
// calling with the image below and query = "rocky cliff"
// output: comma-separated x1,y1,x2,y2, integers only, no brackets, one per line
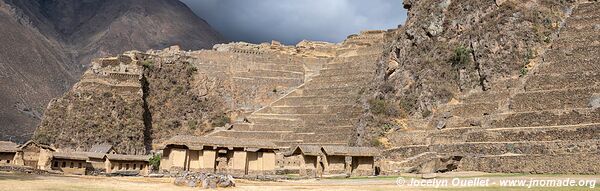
357,0,576,146
359,0,600,174
0,0,224,143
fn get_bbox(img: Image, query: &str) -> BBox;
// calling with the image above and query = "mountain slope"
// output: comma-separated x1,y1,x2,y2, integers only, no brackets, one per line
0,0,225,143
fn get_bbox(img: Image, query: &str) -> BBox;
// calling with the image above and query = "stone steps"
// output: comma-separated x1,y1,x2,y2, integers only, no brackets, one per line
256,104,360,115
441,116,486,129
310,73,374,83
211,130,293,140
509,88,599,112
524,73,600,91
273,95,360,106
295,125,354,134
559,24,600,38
319,66,376,76
566,12,600,28
195,63,229,72
336,45,385,56
464,123,600,142
459,91,511,104
251,113,360,123
492,108,600,128
389,140,600,159
572,2,600,16
234,69,304,79
330,54,380,62
232,77,303,88
544,45,600,61
204,42,380,146
232,123,298,132
293,86,363,97
303,80,370,89
236,62,304,72
249,113,360,127
283,132,353,143
458,152,600,174
211,130,353,145
323,61,377,70
247,116,302,125
551,32,600,49
536,59,600,74
440,102,499,118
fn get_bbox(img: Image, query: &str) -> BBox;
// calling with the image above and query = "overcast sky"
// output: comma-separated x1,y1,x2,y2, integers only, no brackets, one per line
181,0,407,45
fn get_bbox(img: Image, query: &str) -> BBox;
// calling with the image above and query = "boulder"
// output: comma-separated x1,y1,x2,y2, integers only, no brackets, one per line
590,94,600,109
173,171,236,188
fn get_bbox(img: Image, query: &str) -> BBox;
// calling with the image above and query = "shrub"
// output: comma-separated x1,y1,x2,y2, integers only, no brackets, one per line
186,66,198,76
149,153,161,171
422,109,432,118
102,92,113,98
381,124,393,133
368,99,400,117
450,45,472,68
520,66,528,77
371,139,383,147
141,60,154,68
188,120,198,130
211,115,231,127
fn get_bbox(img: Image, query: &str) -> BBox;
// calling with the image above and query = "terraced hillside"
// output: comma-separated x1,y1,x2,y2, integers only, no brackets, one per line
35,40,345,154
208,31,395,146
382,1,600,174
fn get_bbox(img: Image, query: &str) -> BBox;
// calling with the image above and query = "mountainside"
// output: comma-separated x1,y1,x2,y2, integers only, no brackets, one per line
358,0,600,174
28,0,600,174
0,0,224,143
357,0,575,145
34,41,341,154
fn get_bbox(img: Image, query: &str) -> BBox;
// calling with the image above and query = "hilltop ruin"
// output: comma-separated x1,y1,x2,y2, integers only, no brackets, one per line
33,0,600,176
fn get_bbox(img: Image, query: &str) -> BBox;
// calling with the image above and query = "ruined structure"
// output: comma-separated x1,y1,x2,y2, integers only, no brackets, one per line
33,0,600,176
160,136,379,177
35,30,393,154
209,30,395,146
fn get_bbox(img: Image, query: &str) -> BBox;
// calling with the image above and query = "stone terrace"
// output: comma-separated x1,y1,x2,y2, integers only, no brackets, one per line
208,30,393,147
384,1,600,174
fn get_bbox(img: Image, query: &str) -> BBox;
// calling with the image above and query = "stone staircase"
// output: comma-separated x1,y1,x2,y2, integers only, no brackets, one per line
385,2,600,174
209,41,387,147
190,51,309,111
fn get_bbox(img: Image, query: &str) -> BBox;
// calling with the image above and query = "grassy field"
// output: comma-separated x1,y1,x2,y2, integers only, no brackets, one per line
0,171,597,191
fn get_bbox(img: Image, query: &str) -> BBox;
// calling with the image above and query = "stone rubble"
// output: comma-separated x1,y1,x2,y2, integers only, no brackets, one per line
173,172,235,189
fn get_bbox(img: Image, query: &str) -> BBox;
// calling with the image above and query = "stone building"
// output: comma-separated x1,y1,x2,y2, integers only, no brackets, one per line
160,135,380,177
0,141,20,165
284,145,380,177
105,154,151,176
321,146,379,176
51,152,88,175
283,145,323,177
160,135,279,176
46,143,150,175
50,152,151,175
18,141,55,169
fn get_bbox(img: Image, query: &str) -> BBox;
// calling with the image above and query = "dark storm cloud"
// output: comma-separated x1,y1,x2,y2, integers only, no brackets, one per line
180,0,407,45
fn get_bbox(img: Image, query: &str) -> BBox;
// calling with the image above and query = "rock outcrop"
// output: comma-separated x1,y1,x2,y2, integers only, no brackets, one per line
0,0,225,143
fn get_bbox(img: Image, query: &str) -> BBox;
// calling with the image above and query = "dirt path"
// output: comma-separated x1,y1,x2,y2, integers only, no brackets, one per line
0,172,598,191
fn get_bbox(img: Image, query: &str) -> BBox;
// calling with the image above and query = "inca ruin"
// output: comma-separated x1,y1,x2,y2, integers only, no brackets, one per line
1,0,600,190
